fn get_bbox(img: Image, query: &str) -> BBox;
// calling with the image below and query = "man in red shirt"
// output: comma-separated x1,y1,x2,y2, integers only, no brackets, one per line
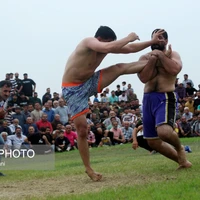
64,124,77,149
36,113,53,133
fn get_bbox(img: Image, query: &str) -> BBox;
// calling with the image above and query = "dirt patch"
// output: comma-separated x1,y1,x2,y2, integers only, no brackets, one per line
0,173,164,200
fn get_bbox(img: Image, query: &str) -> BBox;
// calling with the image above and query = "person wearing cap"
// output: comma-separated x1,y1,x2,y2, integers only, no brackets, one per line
182,74,194,88
21,73,36,97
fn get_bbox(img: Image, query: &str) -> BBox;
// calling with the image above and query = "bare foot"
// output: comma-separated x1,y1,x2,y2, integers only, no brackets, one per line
85,170,102,181
177,145,192,169
177,160,192,170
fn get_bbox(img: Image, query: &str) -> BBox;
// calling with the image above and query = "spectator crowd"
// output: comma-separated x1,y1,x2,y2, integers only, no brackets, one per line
0,72,200,155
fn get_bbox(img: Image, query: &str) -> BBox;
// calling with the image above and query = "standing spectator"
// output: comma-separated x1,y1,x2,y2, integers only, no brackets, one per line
122,81,127,91
42,88,52,105
22,73,36,97
43,102,55,122
54,98,70,125
52,100,59,111
126,83,134,96
9,73,18,95
115,85,123,97
14,72,23,94
100,91,109,103
182,74,194,88
31,102,43,123
127,90,137,102
51,92,59,103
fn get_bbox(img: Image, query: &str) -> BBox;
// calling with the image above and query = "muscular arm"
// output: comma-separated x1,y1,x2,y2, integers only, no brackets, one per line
137,54,158,83
112,40,154,53
85,37,131,53
157,51,182,76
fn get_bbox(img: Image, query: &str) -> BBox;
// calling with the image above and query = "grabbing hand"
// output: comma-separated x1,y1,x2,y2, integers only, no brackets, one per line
151,29,165,43
150,49,164,58
127,32,140,42
165,44,172,58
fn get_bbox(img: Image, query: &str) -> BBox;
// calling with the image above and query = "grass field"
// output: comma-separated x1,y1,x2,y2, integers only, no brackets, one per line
0,137,200,200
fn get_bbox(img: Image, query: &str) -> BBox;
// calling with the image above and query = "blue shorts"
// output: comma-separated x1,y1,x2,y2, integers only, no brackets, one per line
142,92,177,139
62,70,102,120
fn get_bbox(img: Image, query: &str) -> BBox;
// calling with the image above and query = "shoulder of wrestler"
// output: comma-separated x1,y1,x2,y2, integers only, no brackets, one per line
139,53,150,60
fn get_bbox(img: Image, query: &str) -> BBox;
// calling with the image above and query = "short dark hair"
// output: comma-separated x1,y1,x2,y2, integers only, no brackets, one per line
152,29,168,40
0,80,12,88
94,26,117,40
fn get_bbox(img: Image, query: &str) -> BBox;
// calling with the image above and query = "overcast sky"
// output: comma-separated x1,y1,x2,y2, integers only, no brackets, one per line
0,0,199,101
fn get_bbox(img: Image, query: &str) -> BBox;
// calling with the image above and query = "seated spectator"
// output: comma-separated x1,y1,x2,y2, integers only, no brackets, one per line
0,120,12,135
27,126,41,145
109,90,118,105
55,130,71,152
103,110,121,129
194,92,200,114
31,102,43,123
29,92,42,105
98,131,111,147
36,113,53,133
110,121,125,144
28,103,34,113
121,121,133,143
175,83,186,103
194,115,200,136
118,91,128,102
186,82,197,97
179,116,192,137
1,132,12,151
64,124,78,149
52,123,64,140
127,90,137,102
40,127,54,151
93,93,100,103
21,104,31,119
52,100,59,111
51,114,63,130
7,126,28,149
182,107,193,122
8,118,22,134
121,107,136,127
12,106,26,129
43,102,55,122
23,117,38,136
4,104,15,126
18,92,29,107
8,94,20,108
42,88,52,105
185,97,194,114
51,92,59,103
87,124,96,148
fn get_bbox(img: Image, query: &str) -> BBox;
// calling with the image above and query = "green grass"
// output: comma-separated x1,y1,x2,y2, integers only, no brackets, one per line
0,138,200,200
